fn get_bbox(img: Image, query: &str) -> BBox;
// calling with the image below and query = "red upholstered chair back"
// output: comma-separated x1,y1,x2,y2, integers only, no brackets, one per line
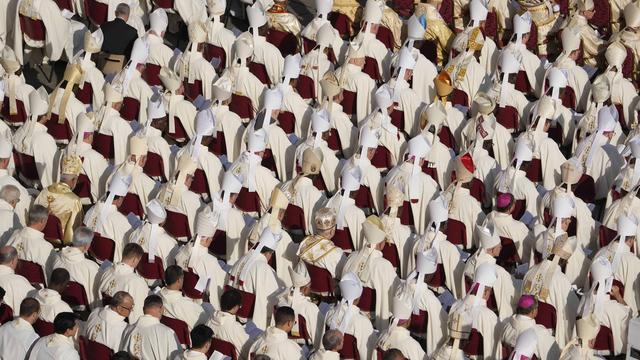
304,262,333,294
375,26,394,51
230,94,254,119
203,44,227,73
153,0,175,9
45,113,73,143
182,270,205,300
375,348,384,360
445,218,467,249
17,259,46,285
371,146,392,171
164,210,192,240
426,263,447,288
1,97,28,126
166,116,190,144
143,63,162,86
15,151,40,182
462,328,484,356
42,214,64,246
210,131,227,156
161,315,191,347
33,319,55,336
495,105,519,132
296,75,316,100
381,242,400,269
0,303,13,325
419,40,438,64
501,343,513,360
224,284,256,319
118,193,144,218
354,185,374,211
143,152,167,182
339,333,360,360
573,174,595,205
363,57,381,82
120,97,140,121
593,325,615,353
74,173,93,202
390,109,404,132
74,82,93,105
357,287,376,313
328,12,351,39
209,229,227,259
497,237,521,271
598,224,618,248
341,90,357,117
261,148,278,177
61,281,90,311
266,29,298,57
83,0,109,26
277,111,296,135
408,309,428,335
534,301,557,332
332,228,354,252
19,15,46,43
451,89,469,107
89,233,116,263
190,168,211,197
235,187,262,214
184,80,203,102
136,255,165,281
282,204,306,233
248,62,271,86
92,133,114,160
82,337,114,359
514,70,532,94
208,338,239,360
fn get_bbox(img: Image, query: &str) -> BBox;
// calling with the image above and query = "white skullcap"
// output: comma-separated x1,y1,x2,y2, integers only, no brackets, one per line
150,8,168,34
145,199,167,224
477,224,500,249
0,137,12,158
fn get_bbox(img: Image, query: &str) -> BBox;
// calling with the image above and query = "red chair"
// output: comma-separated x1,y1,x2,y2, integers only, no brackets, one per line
208,338,239,360
248,62,271,86
445,218,467,249
296,75,316,100
190,168,211,198
363,57,382,82
332,228,355,252
161,315,191,347
235,187,262,214
328,12,351,39
182,270,205,300
496,191,526,221
304,262,333,295
515,70,532,95
419,40,438,65
153,0,174,8
282,204,306,233
534,301,557,332
224,284,256,319
427,263,447,288
598,225,618,248
89,233,116,263
17,259,46,285
184,80,203,102
354,185,374,211
45,114,74,143
574,174,595,205
61,281,90,311
371,146,393,171
381,242,400,269
167,116,190,143
463,328,484,357
484,11,498,40
288,314,311,344
209,229,227,259
163,210,192,241
79,337,114,359
376,26,394,51
74,173,93,203
497,236,520,271
120,97,140,121
74,82,94,106
390,108,404,132
422,163,440,188
0,303,13,325
409,309,428,335
451,89,469,108
42,214,64,246
266,28,298,57
118,192,144,218
210,130,227,157
14,151,40,184
277,111,296,135
143,63,162,86
357,287,376,313
341,90,357,117
33,319,55,336
230,94,254,119
143,152,167,182
261,148,278,177
338,333,360,360
136,255,165,282
83,0,109,26
203,44,227,73
1,97,28,126
495,106,519,133
439,0,453,23
92,132,115,161
19,13,46,43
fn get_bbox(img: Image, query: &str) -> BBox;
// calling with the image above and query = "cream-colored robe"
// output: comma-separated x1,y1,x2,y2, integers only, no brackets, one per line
0,264,34,312
362,111,404,166
164,93,197,141
449,295,499,360
381,215,415,278
495,314,561,360
549,60,591,113
359,32,392,82
563,15,603,67
494,168,539,223
128,222,178,270
26,333,79,359
146,32,174,72
342,247,400,330
462,115,513,169
390,78,422,136
486,211,532,263
97,262,149,323
242,119,296,182
181,51,217,100
300,48,335,104
323,303,376,360
0,201,18,243
282,176,327,235
120,69,154,124
422,135,455,190
65,142,109,204
274,288,323,347
594,241,640,316
577,296,631,356
206,19,235,69
159,287,208,331
109,163,158,217
139,125,172,181
444,54,486,107
83,202,134,263
206,311,250,360
323,103,358,158
5,227,54,275
400,279,447,355
247,34,284,86
227,254,282,330
121,315,182,359
326,193,366,250
297,235,346,279
176,144,223,197
84,307,128,352
538,187,596,252
76,58,105,111
173,0,206,24
174,241,227,310
385,162,439,235
335,63,376,123
277,83,313,139
462,251,515,320
250,326,305,360
96,107,133,165
156,183,203,242
375,326,427,360
218,66,265,122
13,0,71,64
0,317,40,360
229,151,280,215
248,214,297,287
605,70,636,128
584,142,625,201
210,104,244,162
340,155,383,213
503,42,545,95
32,288,72,323
12,122,58,188
50,246,101,307
294,137,339,194
411,52,438,104
470,146,501,207
447,186,485,250
521,260,579,347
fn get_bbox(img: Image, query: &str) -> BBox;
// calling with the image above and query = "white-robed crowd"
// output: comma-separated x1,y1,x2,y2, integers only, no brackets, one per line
0,0,640,358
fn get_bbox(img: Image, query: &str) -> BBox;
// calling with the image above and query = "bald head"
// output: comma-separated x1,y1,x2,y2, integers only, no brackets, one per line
0,246,18,269
323,330,344,352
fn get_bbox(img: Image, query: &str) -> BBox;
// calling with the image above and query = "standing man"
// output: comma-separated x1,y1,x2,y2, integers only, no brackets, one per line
99,3,139,75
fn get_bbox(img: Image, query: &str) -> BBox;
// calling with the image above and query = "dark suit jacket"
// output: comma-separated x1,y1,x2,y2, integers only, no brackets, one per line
100,18,138,57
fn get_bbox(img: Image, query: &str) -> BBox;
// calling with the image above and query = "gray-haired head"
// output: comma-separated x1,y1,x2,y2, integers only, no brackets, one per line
27,205,49,227
323,329,344,352
0,185,20,206
115,3,130,18
72,227,94,247
110,291,133,307
60,173,78,185
0,246,18,265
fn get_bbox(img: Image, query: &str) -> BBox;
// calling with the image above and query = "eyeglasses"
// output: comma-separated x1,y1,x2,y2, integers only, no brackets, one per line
118,304,134,312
